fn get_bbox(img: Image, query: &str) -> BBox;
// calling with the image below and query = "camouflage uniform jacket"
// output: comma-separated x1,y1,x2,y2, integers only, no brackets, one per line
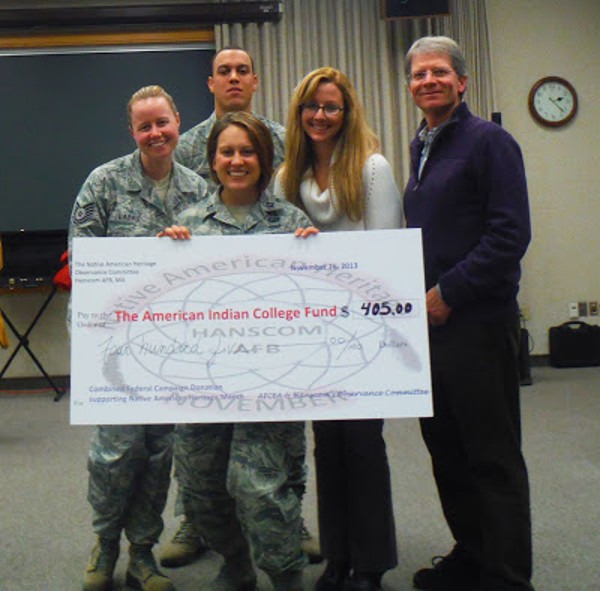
69,149,208,241
177,188,312,236
174,111,286,187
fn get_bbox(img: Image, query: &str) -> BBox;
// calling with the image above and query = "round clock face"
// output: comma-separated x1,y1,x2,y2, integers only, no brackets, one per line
528,76,578,127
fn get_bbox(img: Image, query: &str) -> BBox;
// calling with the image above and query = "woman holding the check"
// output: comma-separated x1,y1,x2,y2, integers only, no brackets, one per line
71,84,208,591
274,67,402,591
160,110,316,591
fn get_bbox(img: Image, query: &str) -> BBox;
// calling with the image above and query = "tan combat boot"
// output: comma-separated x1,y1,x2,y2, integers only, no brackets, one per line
206,550,257,591
271,570,304,591
82,537,119,591
300,520,323,564
159,518,209,567
126,544,174,591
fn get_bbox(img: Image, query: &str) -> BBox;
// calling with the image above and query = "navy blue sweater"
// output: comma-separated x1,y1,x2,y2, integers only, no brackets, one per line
404,103,531,323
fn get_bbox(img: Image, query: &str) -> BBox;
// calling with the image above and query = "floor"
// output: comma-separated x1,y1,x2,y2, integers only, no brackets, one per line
0,365,599,590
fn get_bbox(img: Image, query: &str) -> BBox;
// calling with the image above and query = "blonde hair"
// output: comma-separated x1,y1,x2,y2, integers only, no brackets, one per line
127,85,178,125
280,67,379,222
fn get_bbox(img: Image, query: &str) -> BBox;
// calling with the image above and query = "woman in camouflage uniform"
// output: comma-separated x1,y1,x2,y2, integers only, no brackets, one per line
160,111,316,591
70,85,208,591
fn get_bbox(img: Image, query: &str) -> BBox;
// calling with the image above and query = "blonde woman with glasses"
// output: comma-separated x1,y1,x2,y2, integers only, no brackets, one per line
275,67,401,591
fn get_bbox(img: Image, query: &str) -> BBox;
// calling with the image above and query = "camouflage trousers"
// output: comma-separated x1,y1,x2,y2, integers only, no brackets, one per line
176,422,307,577
171,420,307,516
87,424,173,545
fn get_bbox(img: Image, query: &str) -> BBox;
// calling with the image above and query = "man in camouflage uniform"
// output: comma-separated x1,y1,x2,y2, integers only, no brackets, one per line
163,47,320,570
70,85,208,591
174,46,285,185
166,112,314,590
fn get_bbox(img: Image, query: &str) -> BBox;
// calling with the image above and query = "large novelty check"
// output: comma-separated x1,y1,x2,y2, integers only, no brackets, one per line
70,229,432,424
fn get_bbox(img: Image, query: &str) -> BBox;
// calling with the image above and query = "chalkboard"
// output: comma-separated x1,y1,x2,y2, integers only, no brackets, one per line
0,45,214,232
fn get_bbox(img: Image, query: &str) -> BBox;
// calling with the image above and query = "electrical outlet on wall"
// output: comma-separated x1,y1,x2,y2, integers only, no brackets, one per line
590,301,598,316
568,302,579,318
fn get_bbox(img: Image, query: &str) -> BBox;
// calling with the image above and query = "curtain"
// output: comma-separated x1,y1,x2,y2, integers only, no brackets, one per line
215,0,494,190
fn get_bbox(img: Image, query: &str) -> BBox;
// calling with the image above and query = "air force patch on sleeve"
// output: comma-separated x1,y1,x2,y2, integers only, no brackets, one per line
72,203,96,225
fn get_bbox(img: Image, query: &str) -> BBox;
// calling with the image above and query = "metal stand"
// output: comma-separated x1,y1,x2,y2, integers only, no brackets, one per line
0,285,66,401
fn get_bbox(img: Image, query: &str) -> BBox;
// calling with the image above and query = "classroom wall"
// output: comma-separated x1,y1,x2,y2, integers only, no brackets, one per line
486,0,600,355
1,0,599,379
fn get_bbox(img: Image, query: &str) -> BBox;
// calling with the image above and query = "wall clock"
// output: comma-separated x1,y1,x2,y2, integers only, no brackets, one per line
528,76,578,127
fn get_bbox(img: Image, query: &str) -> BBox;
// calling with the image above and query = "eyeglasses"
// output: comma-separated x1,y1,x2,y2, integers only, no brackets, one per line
409,68,454,82
301,102,344,117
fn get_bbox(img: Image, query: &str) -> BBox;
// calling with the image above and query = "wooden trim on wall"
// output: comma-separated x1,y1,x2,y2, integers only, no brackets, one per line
0,28,214,50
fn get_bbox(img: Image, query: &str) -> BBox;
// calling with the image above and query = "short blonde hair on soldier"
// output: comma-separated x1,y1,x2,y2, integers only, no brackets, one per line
127,85,178,125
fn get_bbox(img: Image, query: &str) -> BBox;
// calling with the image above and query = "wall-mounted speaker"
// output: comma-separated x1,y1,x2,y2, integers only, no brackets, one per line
383,0,450,19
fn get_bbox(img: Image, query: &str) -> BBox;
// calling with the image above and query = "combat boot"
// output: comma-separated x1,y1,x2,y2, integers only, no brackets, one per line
206,550,257,591
82,537,120,591
159,518,209,567
126,544,175,591
300,520,323,564
270,569,304,591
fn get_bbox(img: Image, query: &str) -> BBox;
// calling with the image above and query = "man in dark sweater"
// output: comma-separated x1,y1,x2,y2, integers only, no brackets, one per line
403,36,535,591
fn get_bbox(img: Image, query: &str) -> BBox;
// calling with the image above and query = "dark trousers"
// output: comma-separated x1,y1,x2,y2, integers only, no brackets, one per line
313,419,398,573
422,316,534,590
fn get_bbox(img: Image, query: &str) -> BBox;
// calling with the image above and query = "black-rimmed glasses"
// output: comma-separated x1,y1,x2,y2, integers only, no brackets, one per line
301,102,344,116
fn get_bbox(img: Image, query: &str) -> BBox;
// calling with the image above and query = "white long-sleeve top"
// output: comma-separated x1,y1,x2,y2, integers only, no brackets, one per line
274,153,403,231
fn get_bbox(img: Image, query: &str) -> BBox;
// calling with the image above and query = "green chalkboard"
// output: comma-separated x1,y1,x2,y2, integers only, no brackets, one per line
1,45,214,232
